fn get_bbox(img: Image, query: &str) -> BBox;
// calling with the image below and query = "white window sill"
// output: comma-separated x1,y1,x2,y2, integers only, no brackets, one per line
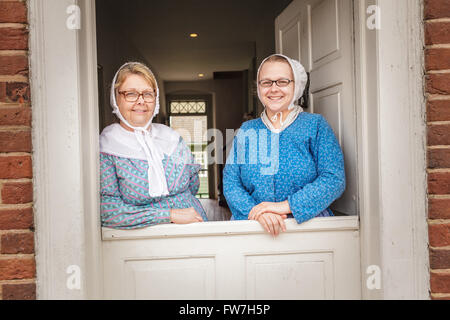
102,216,359,241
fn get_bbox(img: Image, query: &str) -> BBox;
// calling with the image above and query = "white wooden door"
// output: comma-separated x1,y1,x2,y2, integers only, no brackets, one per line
102,217,360,299
275,0,358,216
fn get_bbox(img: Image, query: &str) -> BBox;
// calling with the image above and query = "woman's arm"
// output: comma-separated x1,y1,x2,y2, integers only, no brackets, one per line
287,115,346,224
100,153,172,229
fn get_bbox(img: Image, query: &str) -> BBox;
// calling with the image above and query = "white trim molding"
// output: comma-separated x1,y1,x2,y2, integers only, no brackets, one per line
377,0,428,299
29,0,103,299
357,0,429,299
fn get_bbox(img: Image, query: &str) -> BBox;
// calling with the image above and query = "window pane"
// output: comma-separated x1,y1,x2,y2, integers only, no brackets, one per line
170,116,207,145
170,100,206,114
169,115,209,198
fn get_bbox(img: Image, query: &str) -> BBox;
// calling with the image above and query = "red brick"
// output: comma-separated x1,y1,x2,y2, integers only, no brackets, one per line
0,107,31,126
1,283,35,300
425,48,450,71
426,74,450,95
0,207,33,230
431,272,450,293
430,248,450,269
429,198,450,219
0,27,28,50
425,0,450,19
0,258,35,280
0,1,27,23
0,155,32,179
428,124,450,146
1,181,33,204
425,21,450,45
0,232,34,254
427,99,450,122
0,82,30,104
0,131,31,153
429,172,450,194
431,294,450,300
429,223,450,247
428,148,450,169
0,55,28,76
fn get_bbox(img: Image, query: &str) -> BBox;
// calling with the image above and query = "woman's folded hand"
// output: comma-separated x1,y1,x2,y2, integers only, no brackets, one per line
248,201,291,221
255,212,287,237
170,208,204,224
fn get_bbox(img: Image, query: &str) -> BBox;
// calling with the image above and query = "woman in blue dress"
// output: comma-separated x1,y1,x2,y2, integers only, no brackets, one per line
223,54,345,236
100,62,207,229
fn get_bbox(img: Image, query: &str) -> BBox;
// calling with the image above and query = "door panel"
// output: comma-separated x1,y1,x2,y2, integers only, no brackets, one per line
311,0,340,68
245,251,334,299
278,16,301,65
124,257,215,299
102,217,360,299
276,0,357,216
313,85,343,145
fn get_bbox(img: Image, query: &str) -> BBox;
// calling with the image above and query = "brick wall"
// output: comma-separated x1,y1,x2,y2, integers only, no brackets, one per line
0,0,35,300
425,0,450,301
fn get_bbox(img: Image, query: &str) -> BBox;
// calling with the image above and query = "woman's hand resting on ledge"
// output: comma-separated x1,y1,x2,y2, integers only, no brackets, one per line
248,201,291,236
255,212,287,237
170,208,204,224
248,201,291,221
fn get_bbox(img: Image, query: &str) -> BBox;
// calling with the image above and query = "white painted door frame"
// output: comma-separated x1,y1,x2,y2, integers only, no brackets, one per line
29,0,428,299
29,0,102,299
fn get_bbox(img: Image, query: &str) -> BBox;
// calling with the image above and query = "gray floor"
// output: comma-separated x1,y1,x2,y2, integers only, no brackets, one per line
199,199,232,222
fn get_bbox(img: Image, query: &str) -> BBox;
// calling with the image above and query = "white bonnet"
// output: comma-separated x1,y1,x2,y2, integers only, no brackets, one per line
256,54,308,109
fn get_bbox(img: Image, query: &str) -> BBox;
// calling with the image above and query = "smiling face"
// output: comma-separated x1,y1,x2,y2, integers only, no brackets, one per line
258,61,295,115
116,73,156,129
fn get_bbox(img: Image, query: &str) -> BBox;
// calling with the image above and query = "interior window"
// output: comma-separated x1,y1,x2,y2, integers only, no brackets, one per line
169,99,209,199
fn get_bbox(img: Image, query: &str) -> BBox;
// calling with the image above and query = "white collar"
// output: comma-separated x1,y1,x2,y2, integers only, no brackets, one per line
100,123,180,160
100,123,180,197
261,105,303,133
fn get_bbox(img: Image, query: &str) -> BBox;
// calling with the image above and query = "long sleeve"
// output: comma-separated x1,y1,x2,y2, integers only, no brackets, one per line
187,172,200,196
100,153,171,229
287,115,346,224
223,133,258,220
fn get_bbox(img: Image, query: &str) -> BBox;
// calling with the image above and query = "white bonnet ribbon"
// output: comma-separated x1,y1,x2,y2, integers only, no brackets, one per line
134,129,169,197
271,111,285,125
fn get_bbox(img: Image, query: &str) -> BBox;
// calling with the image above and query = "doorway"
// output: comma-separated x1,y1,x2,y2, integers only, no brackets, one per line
28,0,428,299
96,0,362,299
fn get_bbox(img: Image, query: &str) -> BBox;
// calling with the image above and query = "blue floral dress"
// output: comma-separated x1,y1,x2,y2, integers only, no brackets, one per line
223,112,345,224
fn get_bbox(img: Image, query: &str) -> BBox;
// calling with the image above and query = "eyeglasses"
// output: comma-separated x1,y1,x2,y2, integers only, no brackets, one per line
258,79,294,88
118,90,156,103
